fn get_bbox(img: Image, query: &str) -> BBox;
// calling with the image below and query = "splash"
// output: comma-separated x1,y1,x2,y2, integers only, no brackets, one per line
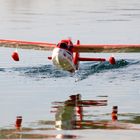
75,59,130,81
1,59,140,81
11,65,70,79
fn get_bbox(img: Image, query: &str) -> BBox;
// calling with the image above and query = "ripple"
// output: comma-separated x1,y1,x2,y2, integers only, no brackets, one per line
75,59,129,81
10,65,70,79
1,59,140,81
0,68,5,72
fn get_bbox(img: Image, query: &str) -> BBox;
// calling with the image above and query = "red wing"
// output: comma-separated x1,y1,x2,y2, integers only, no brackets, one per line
73,44,140,52
1,39,140,52
0,39,56,50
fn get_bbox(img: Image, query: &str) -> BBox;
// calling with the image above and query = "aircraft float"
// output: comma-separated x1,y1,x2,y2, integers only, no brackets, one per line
0,39,140,73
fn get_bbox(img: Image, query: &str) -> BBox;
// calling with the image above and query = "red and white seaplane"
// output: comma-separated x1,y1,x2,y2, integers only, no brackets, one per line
48,39,115,73
0,38,140,73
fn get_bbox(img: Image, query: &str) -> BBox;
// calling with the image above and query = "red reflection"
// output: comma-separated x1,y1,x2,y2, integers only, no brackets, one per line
112,106,118,121
52,94,108,130
15,116,22,130
56,134,77,139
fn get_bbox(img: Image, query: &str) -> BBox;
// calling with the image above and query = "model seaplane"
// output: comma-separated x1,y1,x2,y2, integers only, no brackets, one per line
0,39,140,73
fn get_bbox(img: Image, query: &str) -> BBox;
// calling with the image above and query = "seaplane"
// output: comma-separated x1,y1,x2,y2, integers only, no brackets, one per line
0,38,140,73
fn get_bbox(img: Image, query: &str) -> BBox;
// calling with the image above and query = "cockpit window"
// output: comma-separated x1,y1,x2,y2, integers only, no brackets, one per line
59,42,68,49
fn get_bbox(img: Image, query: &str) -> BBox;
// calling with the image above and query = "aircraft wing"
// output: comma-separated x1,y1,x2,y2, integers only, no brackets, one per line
73,44,140,52
0,39,56,50
1,39,140,52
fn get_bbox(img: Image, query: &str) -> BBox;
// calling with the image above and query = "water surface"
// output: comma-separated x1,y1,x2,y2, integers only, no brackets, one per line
0,0,140,139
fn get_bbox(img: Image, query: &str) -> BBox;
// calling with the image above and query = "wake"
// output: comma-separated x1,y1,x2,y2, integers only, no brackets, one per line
1,59,139,81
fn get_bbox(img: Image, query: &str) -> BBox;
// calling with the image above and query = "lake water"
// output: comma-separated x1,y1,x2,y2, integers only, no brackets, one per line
0,0,140,139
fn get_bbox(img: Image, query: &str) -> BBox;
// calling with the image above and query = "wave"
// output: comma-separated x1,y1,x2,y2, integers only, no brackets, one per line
10,64,70,79
75,59,139,81
1,59,140,81
0,68,5,72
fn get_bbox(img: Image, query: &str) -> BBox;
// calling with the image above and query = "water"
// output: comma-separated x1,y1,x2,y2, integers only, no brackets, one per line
0,0,140,139
1,0,140,43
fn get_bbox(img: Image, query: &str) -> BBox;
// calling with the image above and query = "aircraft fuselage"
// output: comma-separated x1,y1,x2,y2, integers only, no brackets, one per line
52,48,76,72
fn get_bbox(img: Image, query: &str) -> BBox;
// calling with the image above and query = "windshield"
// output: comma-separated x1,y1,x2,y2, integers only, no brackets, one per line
58,42,68,49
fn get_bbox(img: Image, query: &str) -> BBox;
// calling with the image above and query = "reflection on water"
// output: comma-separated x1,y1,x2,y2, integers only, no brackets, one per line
15,116,22,131
0,0,140,139
0,93,140,139
53,94,107,130
51,94,140,130
1,130,47,139
1,0,140,43
0,129,78,139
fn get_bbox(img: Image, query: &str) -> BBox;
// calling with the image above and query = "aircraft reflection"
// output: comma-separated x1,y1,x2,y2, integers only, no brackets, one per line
52,94,108,130
0,94,140,139
15,116,22,130
0,129,78,139
52,94,140,130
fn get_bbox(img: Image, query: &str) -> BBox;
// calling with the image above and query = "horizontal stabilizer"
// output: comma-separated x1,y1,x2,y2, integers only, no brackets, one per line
79,57,106,62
